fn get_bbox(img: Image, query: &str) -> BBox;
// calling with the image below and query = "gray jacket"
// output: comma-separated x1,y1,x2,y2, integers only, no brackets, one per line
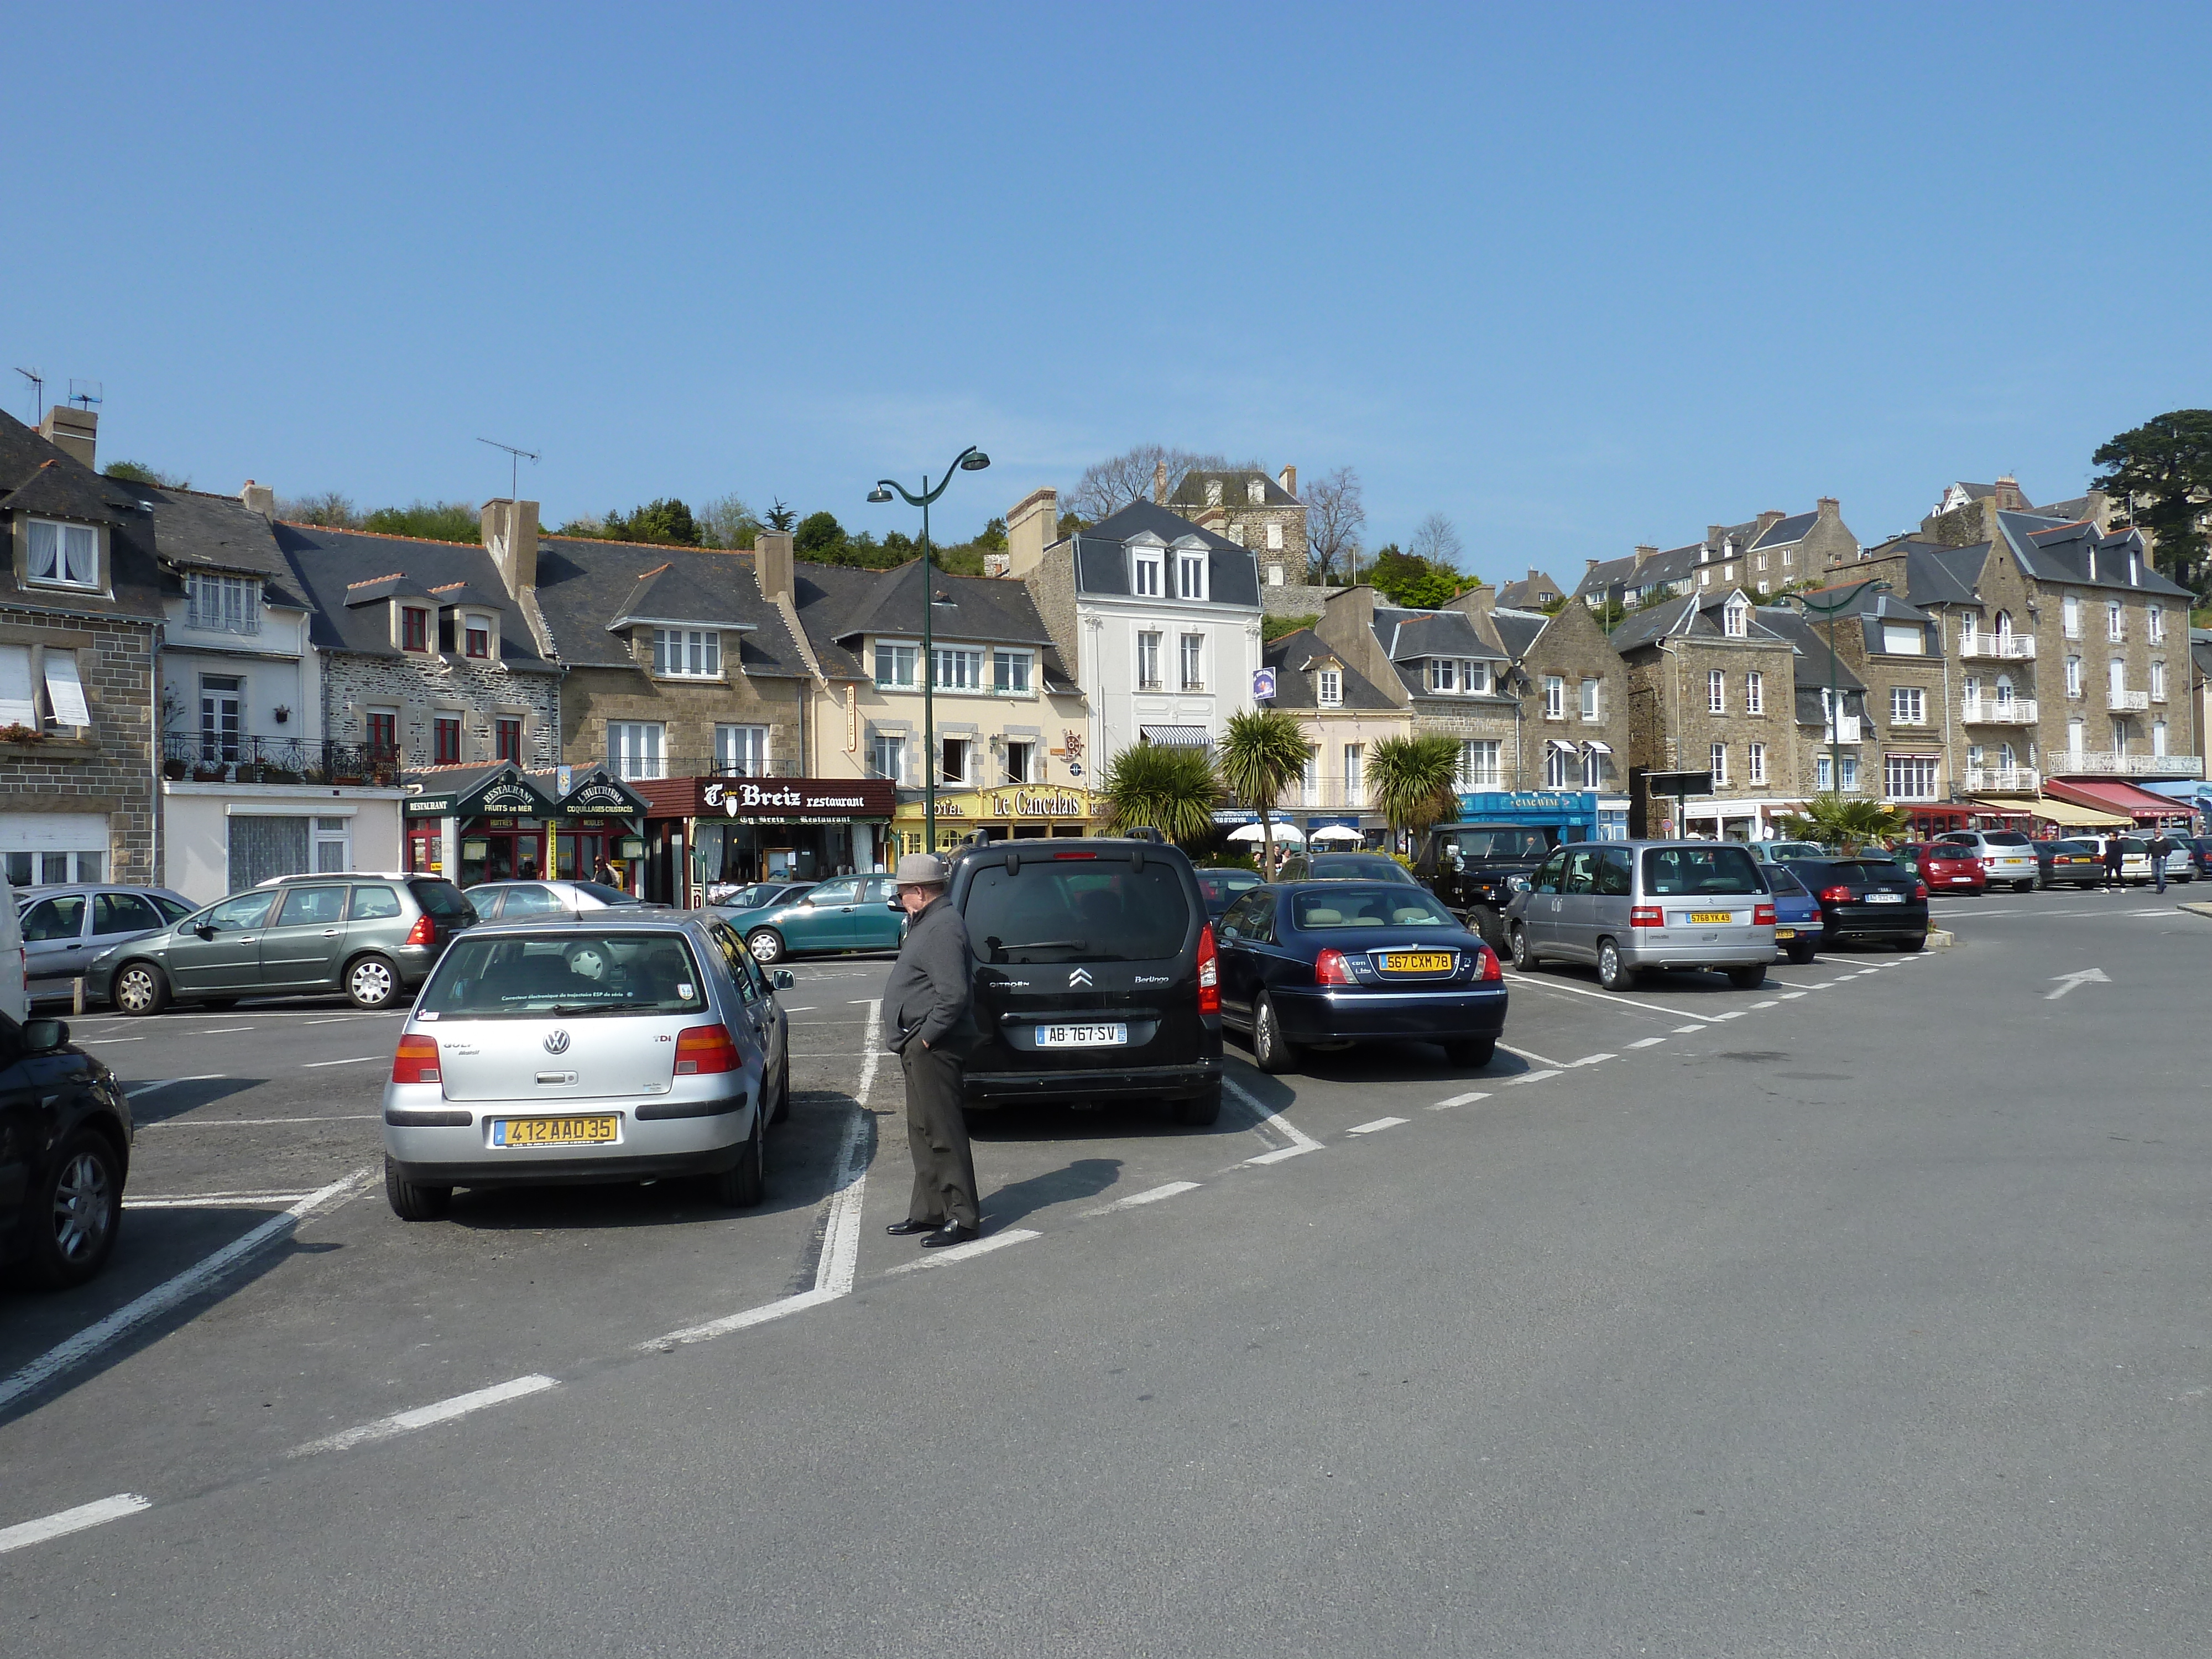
885,894,980,1053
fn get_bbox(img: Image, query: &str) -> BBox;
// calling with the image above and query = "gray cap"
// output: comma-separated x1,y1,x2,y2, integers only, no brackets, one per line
894,851,949,888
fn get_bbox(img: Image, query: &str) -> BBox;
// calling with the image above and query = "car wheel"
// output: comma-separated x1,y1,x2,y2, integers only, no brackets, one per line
346,954,399,1009
1893,935,1926,953
745,928,785,966
766,1047,791,1126
1251,995,1300,1075
26,1130,124,1289
1726,964,1767,990
1786,941,1817,965
384,1156,452,1222
1595,938,1637,992
709,1107,765,1207
1444,1038,1495,1068
1509,925,1535,972
1171,1082,1223,1126
1469,906,1504,950
113,961,168,1017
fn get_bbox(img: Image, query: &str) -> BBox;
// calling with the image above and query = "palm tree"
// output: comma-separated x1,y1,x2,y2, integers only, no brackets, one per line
1099,742,1218,846
1772,793,1909,853
1368,733,1463,853
1215,708,1312,877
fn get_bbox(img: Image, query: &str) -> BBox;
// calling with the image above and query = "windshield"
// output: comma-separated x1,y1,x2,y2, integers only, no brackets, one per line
1763,842,1825,860
1196,870,1261,901
1642,844,1764,896
1763,867,1808,896
1441,828,1551,859
1292,887,1457,929
409,878,476,918
418,932,708,1019
963,860,1192,964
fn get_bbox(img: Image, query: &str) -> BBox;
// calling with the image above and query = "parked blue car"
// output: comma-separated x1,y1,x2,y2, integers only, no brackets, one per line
1760,862,1825,964
716,874,905,967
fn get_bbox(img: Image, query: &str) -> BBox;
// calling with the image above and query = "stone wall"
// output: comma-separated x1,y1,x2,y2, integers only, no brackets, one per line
1622,635,1802,830
1261,580,1343,620
0,607,158,883
321,649,561,768
1511,601,1634,792
561,650,807,775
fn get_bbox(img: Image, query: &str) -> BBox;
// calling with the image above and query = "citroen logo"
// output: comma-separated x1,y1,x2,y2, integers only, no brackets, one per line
1067,968,1093,988
543,1029,572,1055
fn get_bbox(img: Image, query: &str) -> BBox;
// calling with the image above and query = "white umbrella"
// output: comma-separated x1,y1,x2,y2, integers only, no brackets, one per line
1308,824,1364,843
1227,821,1306,843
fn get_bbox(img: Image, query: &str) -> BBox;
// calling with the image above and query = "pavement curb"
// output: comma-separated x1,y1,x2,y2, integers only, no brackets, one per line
2177,902,2212,922
1926,928,1957,949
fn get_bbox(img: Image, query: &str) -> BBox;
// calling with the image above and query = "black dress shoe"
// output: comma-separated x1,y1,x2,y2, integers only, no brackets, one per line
920,1222,980,1248
886,1218,940,1237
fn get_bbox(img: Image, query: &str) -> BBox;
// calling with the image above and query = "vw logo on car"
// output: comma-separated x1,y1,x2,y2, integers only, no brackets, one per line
542,1029,572,1056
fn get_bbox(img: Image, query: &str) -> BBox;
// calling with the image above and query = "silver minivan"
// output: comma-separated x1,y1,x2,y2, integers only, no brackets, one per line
1505,839,1776,991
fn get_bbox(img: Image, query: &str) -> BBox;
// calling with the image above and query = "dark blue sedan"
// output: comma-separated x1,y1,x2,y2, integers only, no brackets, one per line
1214,881,1507,1074
1760,862,1825,964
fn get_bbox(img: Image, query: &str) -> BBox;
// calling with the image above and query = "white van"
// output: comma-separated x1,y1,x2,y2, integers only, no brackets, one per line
0,877,25,1021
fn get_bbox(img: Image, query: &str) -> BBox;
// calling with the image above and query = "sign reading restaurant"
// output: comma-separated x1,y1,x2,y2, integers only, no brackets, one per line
685,777,898,820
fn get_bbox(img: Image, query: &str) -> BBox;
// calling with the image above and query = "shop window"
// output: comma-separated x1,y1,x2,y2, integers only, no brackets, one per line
27,519,99,590
434,716,462,764
495,717,523,763
401,607,430,652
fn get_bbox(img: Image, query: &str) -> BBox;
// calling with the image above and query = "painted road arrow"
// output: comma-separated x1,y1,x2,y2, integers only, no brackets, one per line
2046,968,2111,1000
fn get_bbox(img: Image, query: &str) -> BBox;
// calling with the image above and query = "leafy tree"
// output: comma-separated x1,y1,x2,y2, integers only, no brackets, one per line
794,510,847,559
363,500,480,542
1303,466,1365,583
1368,734,1463,851
1057,510,1089,538
276,490,360,528
1367,543,1461,608
974,515,1008,552
764,499,796,533
1216,708,1313,878
104,460,189,488
698,492,761,550
2091,409,2212,593
602,498,702,546
1262,612,1320,643
1771,794,1909,853
1100,742,1218,847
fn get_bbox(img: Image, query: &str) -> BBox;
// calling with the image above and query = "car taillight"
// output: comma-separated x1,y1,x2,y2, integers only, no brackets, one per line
1914,881,1929,900
1754,904,1776,926
1820,885,1854,902
675,1023,740,1075
405,913,436,947
1629,905,1663,927
1474,945,1503,982
392,1033,441,1084
1196,924,1219,1015
1314,947,1355,986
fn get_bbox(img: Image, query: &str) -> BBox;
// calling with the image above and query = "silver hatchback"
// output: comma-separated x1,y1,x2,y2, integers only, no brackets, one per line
381,912,793,1220
1505,839,1776,991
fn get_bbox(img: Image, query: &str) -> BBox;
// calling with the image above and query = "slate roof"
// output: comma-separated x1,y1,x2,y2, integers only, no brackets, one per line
1749,511,1818,549
1494,572,1565,608
531,538,809,678
1752,606,1868,697
1055,499,1262,608
138,488,312,609
279,524,559,674
1261,628,1398,712
1487,607,1550,660
1377,606,1502,662
1609,587,1785,653
790,558,1079,693
1997,513,2192,598
1167,468,1301,510
0,410,164,620
1573,540,1704,601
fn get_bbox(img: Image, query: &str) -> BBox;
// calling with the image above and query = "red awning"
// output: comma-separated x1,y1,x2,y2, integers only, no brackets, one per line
2044,778,2194,822
1901,802,1976,823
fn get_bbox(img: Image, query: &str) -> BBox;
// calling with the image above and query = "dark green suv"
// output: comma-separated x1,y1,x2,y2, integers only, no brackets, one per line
88,874,478,1014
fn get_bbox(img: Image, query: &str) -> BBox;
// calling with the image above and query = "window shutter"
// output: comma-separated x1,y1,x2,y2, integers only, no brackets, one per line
0,646,35,725
43,653,90,726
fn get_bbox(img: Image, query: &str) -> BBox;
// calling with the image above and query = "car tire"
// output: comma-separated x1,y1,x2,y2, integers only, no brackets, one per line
345,954,399,1010
1786,941,1817,965
766,1047,791,1126
1595,938,1637,992
1171,1083,1223,1126
1469,906,1504,950
1509,925,1535,972
1251,994,1300,1075
2013,880,2033,894
1444,1038,1495,1068
1726,964,1767,990
384,1156,451,1222
112,961,168,1018
745,928,785,966
25,1129,124,1289
709,1108,766,1207
1893,935,1926,953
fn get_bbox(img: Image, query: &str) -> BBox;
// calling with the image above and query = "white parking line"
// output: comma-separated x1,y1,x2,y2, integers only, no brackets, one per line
812,999,880,1300
885,1228,1040,1274
1777,991,1806,1000
1431,1091,1491,1109
1749,1000,1779,1009
1708,1011,1746,1021
197,1026,254,1035
1563,1053,1615,1068
1225,1077,1323,1165
1499,1040,1564,1067
1672,1024,1708,1034
781,1005,817,1012
302,1056,379,1069
1627,1036,1667,1048
1347,1116,1407,1134
122,1074,224,1096
0,1493,150,1556
648,1287,838,1350
1499,973,1697,1021
1093,1180,1201,1213
126,1192,316,1209
1503,1068,1563,1086
0,1168,372,1415
290,1374,559,1458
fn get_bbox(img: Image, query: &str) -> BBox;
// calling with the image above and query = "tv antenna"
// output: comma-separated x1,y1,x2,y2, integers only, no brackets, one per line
477,436,540,501
13,368,41,423
67,378,103,410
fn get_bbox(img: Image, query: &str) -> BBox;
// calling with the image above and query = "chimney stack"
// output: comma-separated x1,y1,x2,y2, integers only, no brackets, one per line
241,480,276,520
1277,464,1297,497
39,406,97,471
481,498,541,598
1585,557,1601,575
1755,509,1786,536
1152,460,1168,505
754,529,795,602
1992,477,2023,513
1005,487,1059,578
1633,544,1658,570
1815,495,1841,519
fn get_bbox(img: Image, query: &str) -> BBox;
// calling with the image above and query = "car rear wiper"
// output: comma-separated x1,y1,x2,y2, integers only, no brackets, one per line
999,939,1086,952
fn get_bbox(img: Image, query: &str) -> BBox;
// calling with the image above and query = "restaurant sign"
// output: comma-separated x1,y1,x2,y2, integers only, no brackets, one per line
893,786,1099,822
691,777,896,820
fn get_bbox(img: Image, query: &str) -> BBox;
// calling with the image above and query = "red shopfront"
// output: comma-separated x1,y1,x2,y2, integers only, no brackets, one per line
403,765,650,891
635,776,898,906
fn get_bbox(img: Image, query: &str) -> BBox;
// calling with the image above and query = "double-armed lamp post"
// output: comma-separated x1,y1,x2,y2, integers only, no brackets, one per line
868,446,990,855
1777,578,1891,795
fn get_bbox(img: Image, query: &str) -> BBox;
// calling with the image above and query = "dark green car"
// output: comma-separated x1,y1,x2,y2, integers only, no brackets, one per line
88,873,478,1014
718,874,905,966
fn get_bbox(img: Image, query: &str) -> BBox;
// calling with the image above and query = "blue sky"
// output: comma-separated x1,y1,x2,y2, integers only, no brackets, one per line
9,2,2207,568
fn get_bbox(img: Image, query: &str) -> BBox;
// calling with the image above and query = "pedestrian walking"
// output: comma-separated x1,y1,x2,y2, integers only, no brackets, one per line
593,855,617,886
881,852,983,1248
2101,835,2126,891
2147,826,2177,895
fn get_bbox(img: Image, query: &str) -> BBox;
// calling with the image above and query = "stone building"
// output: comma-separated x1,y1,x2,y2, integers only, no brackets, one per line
1256,626,1408,834
0,409,162,887
1314,586,1520,796
1489,597,1634,795
1574,499,1859,611
1165,465,1307,588
1494,569,1568,610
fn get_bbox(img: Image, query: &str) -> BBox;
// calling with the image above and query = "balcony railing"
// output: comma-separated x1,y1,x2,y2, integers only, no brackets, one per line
2056,752,2205,779
163,734,403,786
1961,697,2038,724
2106,689,2151,712
1960,635,2036,659
1963,766,2041,792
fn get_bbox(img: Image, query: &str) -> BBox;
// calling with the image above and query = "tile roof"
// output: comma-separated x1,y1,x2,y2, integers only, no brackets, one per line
278,523,558,674
531,538,809,677
1057,499,1262,607
1260,628,1399,712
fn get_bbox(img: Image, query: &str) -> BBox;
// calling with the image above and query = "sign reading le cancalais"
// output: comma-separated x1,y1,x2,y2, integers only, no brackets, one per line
691,778,896,821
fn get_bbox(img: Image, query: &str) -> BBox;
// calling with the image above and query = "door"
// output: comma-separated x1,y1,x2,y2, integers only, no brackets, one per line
201,676,242,763
260,883,352,990
1522,849,1567,956
498,884,566,920
848,877,904,951
708,920,778,1079
1214,890,1273,1025
20,893,90,999
787,878,862,950
165,889,278,994
1592,846,1635,950
1553,846,1602,963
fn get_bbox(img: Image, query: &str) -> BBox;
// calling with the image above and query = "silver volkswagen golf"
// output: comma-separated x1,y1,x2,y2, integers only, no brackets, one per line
380,912,792,1220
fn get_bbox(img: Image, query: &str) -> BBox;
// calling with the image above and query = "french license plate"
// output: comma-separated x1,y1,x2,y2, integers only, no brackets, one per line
492,1115,619,1147
1865,892,1905,904
1035,1023,1127,1048
1687,911,1735,924
1383,952,1455,972
1775,927,1797,939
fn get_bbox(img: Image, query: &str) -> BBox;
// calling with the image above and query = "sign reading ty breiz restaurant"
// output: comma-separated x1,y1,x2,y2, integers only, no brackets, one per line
681,777,898,826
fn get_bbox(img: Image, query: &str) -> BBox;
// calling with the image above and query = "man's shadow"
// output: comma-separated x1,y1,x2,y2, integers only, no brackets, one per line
983,1156,1121,1229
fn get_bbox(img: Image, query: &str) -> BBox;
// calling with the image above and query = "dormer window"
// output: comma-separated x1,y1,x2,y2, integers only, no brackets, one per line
186,572,260,635
653,627,722,678
27,520,98,591
1723,595,1749,638
1205,478,1223,507
400,606,430,652
1246,478,1265,505
1428,658,1456,693
1176,550,1207,601
1133,546,1163,597
1317,667,1342,707
464,616,492,659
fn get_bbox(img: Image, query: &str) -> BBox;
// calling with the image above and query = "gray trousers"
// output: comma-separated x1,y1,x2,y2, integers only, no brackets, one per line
900,1040,979,1229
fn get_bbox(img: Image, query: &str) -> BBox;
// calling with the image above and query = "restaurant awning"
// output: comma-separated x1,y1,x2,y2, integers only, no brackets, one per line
1140,725,1211,747
403,764,560,818
2013,795,2129,828
2043,778,2192,823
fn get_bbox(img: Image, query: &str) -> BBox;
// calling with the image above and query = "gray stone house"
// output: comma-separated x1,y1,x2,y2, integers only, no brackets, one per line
1575,499,1859,612
1314,587,1520,795
1488,598,1634,795
1166,465,1307,589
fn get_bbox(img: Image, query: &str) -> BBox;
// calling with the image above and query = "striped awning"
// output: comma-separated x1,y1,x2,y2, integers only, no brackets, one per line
1140,725,1211,747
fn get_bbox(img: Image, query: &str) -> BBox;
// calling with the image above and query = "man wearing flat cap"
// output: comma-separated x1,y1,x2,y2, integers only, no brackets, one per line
882,852,983,1246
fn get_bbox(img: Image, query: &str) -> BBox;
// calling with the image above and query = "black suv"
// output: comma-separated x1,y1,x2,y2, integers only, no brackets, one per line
1414,823,1561,946
945,837,1222,1125
1,1013,133,1288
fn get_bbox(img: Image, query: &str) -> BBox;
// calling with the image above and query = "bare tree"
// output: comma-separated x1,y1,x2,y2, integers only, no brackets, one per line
1303,466,1365,584
1066,444,1228,523
1410,512,1464,570
276,491,360,528
698,492,762,549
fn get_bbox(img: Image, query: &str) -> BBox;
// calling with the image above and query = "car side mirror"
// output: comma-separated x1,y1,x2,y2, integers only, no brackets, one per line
885,897,902,911
772,969,794,990
24,1018,66,1052
194,924,216,940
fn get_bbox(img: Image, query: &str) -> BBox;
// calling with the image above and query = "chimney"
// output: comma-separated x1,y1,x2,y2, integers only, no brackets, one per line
754,528,795,602
1005,487,1058,578
1585,557,1601,575
1277,464,1297,497
39,406,97,471
1633,544,1658,569
1152,460,1168,505
481,498,541,598
1815,495,1841,520
241,480,276,520
1756,509,1786,536
1993,477,2023,512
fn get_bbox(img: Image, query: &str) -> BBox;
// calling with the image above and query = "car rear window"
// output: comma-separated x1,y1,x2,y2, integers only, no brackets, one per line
1828,862,1913,884
573,881,640,906
1984,831,2032,847
963,859,1192,964
1312,855,1413,883
1641,844,1764,896
1292,888,1456,929
2047,840,2095,854
418,932,709,1019
1763,842,1824,860
408,878,475,917
1439,827,1551,859
1197,870,1260,901
1762,866,1808,896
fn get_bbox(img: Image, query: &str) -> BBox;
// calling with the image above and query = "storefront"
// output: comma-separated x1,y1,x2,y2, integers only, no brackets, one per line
1456,789,1632,843
637,776,897,905
890,785,1103,855
403,765,649,890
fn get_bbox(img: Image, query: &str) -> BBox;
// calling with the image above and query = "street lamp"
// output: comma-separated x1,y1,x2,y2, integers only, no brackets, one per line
1776,578,1891,797
868,446,991,855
